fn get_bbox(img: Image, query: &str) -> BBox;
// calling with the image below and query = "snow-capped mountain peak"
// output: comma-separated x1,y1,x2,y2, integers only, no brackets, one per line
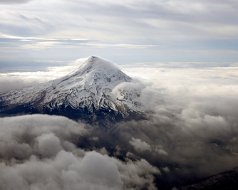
76,56,121,74
53,56,131,91
0,56,144,124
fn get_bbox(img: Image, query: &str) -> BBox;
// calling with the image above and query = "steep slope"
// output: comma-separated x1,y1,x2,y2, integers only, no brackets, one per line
0,56,144,124
180,168,238,190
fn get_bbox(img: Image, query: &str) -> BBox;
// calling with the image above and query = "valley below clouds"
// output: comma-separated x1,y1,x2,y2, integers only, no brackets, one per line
1,63,238,189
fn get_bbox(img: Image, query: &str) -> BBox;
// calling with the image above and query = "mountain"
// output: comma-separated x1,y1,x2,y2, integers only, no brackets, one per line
180,168,238,190
0,56,144,125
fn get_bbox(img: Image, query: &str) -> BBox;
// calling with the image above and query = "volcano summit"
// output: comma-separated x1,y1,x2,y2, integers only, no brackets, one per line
0,56,144,124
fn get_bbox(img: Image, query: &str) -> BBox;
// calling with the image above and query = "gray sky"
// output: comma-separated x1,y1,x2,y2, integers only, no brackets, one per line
0,0,238,70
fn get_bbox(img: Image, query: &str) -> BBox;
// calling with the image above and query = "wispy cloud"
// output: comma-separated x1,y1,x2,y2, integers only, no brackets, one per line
0,0,32,4
0,33,158,49
0,0,237,67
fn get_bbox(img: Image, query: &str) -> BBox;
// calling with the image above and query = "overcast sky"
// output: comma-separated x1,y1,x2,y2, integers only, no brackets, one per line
0,0,238,71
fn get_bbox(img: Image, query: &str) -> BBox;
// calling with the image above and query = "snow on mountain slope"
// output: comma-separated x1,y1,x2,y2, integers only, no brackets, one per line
0,56,144,123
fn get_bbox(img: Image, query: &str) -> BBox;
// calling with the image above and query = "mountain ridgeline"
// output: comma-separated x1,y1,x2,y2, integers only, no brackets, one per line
0,56,144,125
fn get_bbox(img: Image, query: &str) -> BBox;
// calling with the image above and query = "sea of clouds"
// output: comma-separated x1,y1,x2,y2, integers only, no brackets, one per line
1,63,238,189
0,115,159,190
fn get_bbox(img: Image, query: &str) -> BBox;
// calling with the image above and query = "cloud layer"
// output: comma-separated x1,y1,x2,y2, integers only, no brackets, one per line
1,64,238,189
0,115,159,190
0,0,32,4
0,0,238,67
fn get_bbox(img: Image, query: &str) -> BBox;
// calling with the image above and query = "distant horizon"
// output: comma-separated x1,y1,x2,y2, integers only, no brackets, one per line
1,55,238,73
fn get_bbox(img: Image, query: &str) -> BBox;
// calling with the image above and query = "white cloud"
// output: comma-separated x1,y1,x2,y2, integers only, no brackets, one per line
0,114,160,189
0,0,237,64
109,64,238,178
1,61,238,186
129,137,151,152
0,0,32,4
0,151,122,190
37,133,62,157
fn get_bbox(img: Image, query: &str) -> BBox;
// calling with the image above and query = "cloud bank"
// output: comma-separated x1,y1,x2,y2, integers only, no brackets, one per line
88,66,238,187
0,115,159,190
1,65,238,189
0,0,238,66
0,0,32,4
